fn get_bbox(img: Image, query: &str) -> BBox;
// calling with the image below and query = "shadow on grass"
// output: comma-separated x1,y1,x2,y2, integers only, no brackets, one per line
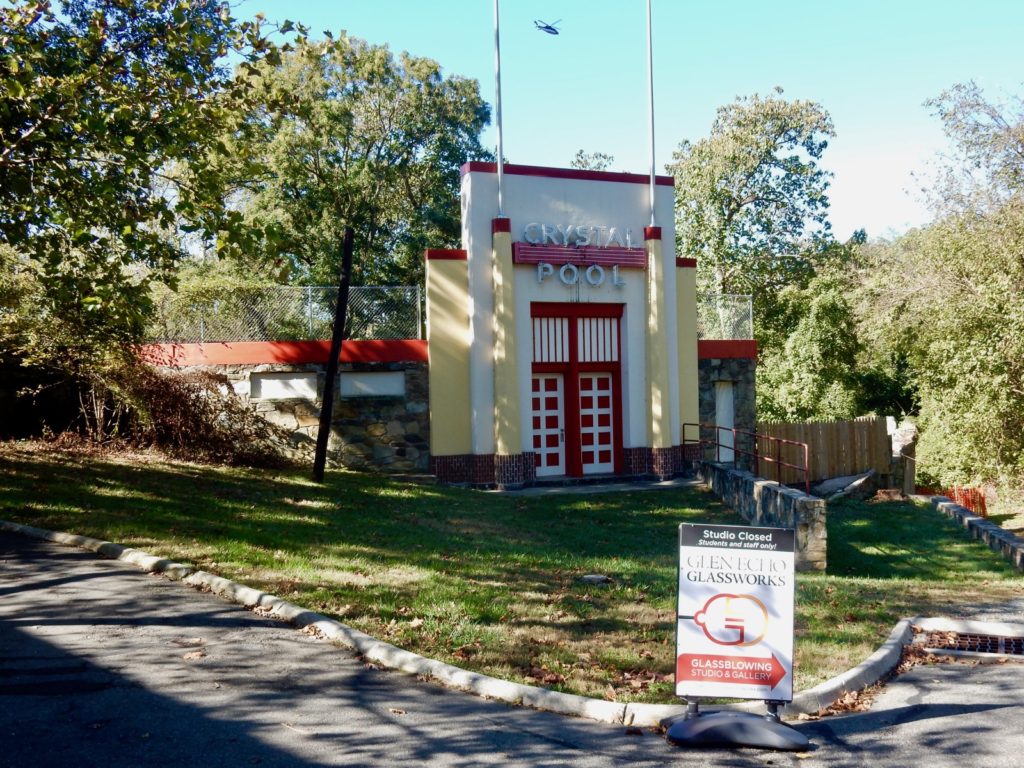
0,449,734,571
0,446,736,683
825,496,1020,580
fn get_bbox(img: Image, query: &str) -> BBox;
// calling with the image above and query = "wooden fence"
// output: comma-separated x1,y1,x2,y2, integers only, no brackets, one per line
755,416,891,485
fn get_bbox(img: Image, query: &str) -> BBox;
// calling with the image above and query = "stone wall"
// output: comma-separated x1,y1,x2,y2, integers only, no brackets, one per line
698,461,827,572
923,494,1024,572
170,361,430,474
697,357,757,471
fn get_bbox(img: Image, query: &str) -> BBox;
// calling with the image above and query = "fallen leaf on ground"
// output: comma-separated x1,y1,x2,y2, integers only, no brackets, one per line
183,650,206,660
389,708,407,716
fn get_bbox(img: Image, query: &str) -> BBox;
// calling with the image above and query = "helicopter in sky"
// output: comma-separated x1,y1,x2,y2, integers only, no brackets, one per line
533,19,561,35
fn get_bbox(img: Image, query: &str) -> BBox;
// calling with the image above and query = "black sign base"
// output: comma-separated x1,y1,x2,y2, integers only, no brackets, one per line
666,711,809,752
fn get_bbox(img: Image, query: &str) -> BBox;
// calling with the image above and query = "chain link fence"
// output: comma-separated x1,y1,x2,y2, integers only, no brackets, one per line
696,294,753,340
148,286,422,343
148,285,746,343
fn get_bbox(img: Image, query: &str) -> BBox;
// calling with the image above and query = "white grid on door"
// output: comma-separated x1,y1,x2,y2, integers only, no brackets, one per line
531,375,565,476
532,317,570,363
578,373,614,474
577,317,619,363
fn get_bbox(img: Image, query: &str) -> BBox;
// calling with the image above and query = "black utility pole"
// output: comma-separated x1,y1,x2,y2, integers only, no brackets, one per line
312,227,354,483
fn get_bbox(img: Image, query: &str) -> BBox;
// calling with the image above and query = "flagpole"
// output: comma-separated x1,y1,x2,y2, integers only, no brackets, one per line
493,0,505,217
646,0,656,226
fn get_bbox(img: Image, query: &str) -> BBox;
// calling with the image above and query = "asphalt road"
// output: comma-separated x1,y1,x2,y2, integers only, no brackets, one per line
2,530,1024,767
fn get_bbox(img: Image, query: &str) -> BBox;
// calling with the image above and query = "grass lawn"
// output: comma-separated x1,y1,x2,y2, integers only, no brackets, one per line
988,489,1024,535
2,441,1022,704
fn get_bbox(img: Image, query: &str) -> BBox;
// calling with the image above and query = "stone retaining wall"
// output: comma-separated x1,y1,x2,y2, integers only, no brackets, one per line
922,495,1024,572
698,461,827,571
165,361,429,474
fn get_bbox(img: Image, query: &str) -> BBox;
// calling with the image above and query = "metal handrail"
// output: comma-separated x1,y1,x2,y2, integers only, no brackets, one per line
682,422,810,494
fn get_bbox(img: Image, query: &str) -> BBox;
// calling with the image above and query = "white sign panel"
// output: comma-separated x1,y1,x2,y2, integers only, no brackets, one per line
676,523,796,701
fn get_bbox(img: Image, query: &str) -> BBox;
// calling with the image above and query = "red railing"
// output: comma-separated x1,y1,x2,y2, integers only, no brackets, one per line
682,422,810,494
916,485,988,517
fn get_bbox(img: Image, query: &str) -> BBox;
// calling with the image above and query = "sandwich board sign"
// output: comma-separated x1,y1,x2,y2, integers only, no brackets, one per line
676,523,796,702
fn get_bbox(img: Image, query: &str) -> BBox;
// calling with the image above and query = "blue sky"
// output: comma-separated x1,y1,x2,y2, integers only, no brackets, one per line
240,0,1023,241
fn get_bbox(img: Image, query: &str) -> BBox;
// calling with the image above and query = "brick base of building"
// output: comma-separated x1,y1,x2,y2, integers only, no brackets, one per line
434,448,684,486
430,454,472,484
495,453,535,489
470,454,495,485
623,446,686,480
432,452,536,488
651,446,683,479
624,447,650,476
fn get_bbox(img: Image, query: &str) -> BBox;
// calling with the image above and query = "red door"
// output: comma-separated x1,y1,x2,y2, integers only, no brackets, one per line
531,303,623,477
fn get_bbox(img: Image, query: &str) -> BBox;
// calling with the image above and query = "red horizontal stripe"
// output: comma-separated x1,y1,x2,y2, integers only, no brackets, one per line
425,249,467,261
697,340,758,360
512,243,646,269
138,340,428,367
531,302,624,319
461,161,674,187
676,257,697,268
644,226,661,241
492,217,512,233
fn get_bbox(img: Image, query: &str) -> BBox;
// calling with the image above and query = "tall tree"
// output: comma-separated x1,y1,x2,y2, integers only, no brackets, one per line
669,89,836,307
213,35,491,287
0,0,279,362
855,81,1024,484
926,80,1024,213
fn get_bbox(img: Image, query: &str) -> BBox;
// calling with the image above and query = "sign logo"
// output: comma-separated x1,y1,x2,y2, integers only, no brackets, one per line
693,593,769,647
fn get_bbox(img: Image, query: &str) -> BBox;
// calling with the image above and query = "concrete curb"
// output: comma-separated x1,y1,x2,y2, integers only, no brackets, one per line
915,494,1024,572
913,616,1024,637
781,619,914,717
0,518,916,726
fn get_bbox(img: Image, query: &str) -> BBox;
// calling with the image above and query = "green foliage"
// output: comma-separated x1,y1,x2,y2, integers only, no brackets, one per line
570,150,614,171
0,246,35,348
669,88,836,306
209,34,491,287
756,276,863,421
927,81,1024,212
0,0,282,360
853,81,1024,486
861,201,1024,485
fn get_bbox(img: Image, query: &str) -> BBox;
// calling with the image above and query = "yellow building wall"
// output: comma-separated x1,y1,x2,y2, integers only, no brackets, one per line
491,227,522,456
426,254,472,456
676,262,700,439
645,232,674,449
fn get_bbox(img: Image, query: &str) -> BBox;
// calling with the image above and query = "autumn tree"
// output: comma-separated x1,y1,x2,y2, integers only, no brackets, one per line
211,34,491,287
